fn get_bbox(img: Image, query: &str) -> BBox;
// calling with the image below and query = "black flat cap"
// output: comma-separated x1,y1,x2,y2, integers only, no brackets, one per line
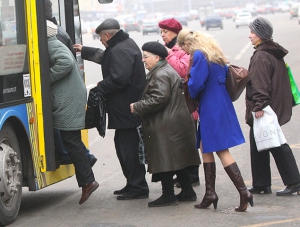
142,41,168,58
95,18,120,34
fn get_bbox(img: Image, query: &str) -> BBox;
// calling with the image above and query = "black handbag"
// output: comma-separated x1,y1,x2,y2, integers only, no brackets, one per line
85,88,106,137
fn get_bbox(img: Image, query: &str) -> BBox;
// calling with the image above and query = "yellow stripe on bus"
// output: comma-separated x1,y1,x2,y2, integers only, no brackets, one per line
25,0,46,172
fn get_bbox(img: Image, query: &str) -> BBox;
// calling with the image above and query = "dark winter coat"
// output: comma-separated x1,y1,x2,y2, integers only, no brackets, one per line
48,36,87,130
80,30,146,129
245,40,292,127
49,17,76,57
133,61,200,174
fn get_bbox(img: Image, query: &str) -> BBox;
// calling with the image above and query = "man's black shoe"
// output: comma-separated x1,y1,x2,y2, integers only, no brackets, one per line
116,190,149,200
113,185,130,195
248,186,272,194
276,183,300,196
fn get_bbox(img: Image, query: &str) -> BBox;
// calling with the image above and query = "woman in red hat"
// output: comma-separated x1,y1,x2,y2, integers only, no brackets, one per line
158,18,189,78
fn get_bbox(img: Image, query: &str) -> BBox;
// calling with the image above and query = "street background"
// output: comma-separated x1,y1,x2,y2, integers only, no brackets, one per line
12,12,300,227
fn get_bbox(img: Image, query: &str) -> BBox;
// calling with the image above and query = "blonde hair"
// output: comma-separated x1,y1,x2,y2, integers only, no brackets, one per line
177,29,228,65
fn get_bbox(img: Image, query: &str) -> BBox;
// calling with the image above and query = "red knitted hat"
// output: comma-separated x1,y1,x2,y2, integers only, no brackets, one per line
159,18,182,34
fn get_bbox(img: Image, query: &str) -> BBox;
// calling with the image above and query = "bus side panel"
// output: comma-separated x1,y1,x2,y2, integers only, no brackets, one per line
25,102,75,189
0,103,75,191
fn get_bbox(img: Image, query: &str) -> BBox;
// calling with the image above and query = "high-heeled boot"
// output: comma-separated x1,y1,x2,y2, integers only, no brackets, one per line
224,162,254,212
194,162,218,210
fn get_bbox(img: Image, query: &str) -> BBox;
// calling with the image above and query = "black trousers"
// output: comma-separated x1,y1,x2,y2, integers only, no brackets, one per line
186,165,200,182
114,128,149,193
250,128,300,187
186,119,200,183
60,130,95,187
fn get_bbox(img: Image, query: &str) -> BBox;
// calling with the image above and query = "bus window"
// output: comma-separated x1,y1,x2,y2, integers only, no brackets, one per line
51,0,60,23
73,0,82,44
1,3,17,46
0,1,28,105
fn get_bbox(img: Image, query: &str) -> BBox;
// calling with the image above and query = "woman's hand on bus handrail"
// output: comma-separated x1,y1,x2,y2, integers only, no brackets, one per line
73,44,83,52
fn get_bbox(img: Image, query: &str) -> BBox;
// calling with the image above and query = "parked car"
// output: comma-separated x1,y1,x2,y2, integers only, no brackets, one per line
124,17,140,32
178,12,193,21
278,3,290,12
205,15,223,30
225,10,234,19
115,14,132,29
248,8,258,17
175,15,188,26
189,9,199,20
256,6,267,14
290,4,300,19
265,5,275,14
235,11,253,28
141,19,160,35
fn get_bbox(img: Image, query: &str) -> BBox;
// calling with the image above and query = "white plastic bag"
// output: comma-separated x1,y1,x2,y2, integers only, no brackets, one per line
252,105,287,152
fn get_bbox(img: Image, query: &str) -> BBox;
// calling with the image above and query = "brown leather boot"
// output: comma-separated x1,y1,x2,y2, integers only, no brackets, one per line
79,181,99,205
224,162,254,212
194,162,218,210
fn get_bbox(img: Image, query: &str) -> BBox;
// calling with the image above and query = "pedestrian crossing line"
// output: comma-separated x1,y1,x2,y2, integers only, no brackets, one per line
240,217,300,227
234,42,251,60
290,144,300,149
244,177,282,190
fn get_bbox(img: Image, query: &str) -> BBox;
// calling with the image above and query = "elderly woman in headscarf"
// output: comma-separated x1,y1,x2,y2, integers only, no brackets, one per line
130,41,201,207
159,18,200,188
246,17,300,196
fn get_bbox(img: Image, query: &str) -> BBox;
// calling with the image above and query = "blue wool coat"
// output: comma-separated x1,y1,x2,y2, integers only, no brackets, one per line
188,50,245,153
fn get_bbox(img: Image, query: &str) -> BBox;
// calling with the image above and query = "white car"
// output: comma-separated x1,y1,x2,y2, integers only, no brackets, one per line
278,3,290,12
235,12,253,28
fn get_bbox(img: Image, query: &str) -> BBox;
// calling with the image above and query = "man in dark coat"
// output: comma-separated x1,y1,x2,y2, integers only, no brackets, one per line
74,18,149,200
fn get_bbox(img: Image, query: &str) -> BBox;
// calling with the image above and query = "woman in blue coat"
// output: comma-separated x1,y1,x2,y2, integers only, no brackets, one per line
177,29,253,212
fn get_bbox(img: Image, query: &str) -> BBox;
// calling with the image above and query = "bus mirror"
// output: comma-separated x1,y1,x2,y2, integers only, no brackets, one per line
98,0,113,3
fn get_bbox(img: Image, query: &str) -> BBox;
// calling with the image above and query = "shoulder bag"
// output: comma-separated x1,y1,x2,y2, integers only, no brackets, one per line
226,63,249,102
286,63,300,106
182,77,198,114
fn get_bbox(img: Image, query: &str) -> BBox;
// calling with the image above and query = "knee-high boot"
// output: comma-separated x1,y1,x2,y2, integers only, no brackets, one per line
194,162,218,210
224,162,254,212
